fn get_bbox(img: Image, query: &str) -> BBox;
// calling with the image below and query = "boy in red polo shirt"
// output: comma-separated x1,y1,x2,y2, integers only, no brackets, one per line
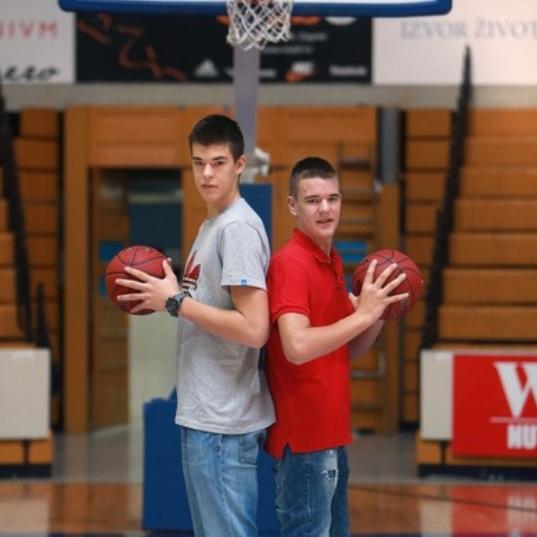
266,157,408,537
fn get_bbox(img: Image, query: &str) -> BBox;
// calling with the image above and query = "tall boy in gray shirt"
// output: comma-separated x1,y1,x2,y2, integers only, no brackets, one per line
117,115,274,537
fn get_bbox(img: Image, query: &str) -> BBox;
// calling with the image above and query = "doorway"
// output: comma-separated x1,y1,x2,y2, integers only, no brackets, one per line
89,168,182,429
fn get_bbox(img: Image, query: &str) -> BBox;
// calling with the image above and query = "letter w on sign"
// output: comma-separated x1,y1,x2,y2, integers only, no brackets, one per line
494,362,537,418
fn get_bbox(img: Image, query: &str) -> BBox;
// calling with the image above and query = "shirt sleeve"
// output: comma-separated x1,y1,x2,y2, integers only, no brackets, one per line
219,221,269,290
268,255,310,324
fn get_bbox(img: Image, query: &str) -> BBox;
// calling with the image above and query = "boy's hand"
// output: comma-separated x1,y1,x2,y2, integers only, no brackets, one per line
116,259,181,314
354,259,409,321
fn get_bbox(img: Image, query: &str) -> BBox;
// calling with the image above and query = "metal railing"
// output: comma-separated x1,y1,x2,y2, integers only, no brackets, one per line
421,47,472,348
0,88,33,341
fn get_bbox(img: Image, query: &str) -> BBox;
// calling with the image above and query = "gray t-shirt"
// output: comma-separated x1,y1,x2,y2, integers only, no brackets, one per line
175,197,275,434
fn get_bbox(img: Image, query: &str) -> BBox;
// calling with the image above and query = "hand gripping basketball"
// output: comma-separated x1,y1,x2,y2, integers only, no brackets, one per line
352,249,424,321
105,245,166,315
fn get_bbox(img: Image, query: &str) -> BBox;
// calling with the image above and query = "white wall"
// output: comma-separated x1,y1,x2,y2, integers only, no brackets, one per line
128,312,177,421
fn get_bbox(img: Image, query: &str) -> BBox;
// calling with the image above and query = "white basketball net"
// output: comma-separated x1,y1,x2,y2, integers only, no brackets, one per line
226,0,294,50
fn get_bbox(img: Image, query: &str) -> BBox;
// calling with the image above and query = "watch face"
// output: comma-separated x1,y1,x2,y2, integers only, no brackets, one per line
166,298,179,315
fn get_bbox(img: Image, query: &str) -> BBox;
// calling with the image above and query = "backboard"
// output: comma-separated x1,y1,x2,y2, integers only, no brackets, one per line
60,0,452,17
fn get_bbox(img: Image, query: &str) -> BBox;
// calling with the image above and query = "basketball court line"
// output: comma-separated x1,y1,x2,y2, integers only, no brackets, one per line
351,485,537,514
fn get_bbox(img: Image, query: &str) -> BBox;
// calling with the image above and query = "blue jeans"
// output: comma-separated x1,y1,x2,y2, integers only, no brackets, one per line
274,446,350,537
180,426,265,537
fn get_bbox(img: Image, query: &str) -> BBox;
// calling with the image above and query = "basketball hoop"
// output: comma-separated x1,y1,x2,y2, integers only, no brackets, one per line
226,0,293,50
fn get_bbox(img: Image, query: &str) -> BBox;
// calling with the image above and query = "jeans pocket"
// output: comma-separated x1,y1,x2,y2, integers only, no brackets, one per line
238,429,265,465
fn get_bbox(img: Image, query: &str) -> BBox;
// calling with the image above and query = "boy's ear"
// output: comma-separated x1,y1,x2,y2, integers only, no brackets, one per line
235,155,246,175
288,195,298,216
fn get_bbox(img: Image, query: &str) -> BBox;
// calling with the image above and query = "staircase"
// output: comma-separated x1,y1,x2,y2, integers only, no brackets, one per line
438,110,537,345
0,190,24,342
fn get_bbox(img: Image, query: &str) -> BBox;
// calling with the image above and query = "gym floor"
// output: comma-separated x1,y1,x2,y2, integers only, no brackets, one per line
0,425,536,536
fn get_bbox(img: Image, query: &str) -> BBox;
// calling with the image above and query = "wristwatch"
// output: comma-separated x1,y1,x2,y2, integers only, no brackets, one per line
165,291,190,318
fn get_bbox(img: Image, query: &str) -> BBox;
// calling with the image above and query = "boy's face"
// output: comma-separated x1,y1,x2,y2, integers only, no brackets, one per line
288,176,341,247
191,143,245,214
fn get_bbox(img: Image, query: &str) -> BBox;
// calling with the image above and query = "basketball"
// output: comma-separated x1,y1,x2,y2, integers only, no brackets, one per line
351,249,424,321
105,245,166,315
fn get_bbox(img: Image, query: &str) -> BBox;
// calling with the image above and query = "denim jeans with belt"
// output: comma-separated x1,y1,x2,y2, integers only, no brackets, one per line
274,446,350,537
180,426,266,537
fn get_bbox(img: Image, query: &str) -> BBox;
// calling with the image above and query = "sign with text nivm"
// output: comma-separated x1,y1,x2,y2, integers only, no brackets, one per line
0,0,74,84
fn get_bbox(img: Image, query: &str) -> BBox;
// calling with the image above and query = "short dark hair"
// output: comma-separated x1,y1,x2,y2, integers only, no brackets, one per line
289,157,337,197
188,114,245,161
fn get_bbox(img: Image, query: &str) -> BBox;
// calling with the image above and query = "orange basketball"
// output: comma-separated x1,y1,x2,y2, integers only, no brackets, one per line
105,245,165,315
351,249,424,320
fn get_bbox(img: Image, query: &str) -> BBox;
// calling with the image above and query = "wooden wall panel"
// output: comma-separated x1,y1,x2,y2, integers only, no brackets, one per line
465,138,537,167
14,140,58,171
376,184,401,432
403,394,418,423
444,268,537,305
406,300,424,329
90,170,129,430
267,107,376,167
12,109,62,432
20,109,59,138
64,107,90,433
406,141,449,170
286,107,376,143
268,170,294,252
27,434,54,464
24,205,58,235
439,305,537,341
257,107,287,167
350,378,382,404
455,199,537,231
405,204,439,234
405,173,445,202
0,233,13,266
351,349,379,372
278,142,340,170
340,169,374,199
0,304,24,338
406,109,451,138
405,236,434,266
88,107,187,167
0,269,16,302
19,173,58,202
31,299,58,330
469,109,537,136
403,108,452,428
0,200,6,231
27,237,57,266
450,233,537,266
460,168,537,198
32,267,58,298
404,330,422,361
0,441,24,464
404,362,418,393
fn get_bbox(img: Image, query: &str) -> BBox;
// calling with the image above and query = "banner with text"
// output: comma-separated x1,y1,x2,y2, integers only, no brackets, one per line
374,0,537,85
453,354,537,458
76,13,371,83
0,0,74,84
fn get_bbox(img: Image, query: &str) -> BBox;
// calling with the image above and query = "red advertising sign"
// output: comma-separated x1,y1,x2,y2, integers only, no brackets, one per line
453,354,537,458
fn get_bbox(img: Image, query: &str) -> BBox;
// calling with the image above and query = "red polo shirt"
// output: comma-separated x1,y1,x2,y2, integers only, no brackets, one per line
265,228,353,459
